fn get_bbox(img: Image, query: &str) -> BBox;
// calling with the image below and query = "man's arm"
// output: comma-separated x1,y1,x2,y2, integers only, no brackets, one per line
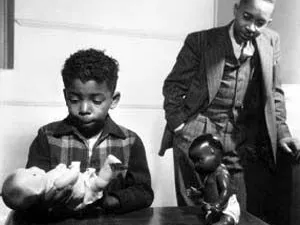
271,32,300,156
163,33,201,131
271,33,291,140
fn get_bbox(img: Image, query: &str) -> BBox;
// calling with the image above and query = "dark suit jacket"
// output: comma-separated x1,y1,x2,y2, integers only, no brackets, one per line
160,23,291,164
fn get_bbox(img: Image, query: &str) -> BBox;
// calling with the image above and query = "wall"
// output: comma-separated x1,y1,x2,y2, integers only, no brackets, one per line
0,0,216,218
216,0,300,84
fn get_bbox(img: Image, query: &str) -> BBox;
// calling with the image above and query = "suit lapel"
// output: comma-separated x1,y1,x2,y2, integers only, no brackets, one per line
256,33,277,163
256,34,273,98
205,25,232,103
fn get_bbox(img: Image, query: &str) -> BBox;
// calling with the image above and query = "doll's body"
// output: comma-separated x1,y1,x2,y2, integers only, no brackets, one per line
2,154,126,211
188,134,240,225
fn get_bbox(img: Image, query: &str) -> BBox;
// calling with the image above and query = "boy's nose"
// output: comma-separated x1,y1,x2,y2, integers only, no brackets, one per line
79,101,91,115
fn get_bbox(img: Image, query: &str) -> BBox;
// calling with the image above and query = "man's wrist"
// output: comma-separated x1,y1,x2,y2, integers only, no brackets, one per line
174,123,185,133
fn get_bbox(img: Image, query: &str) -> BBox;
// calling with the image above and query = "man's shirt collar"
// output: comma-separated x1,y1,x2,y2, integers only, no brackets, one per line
229,22,255,60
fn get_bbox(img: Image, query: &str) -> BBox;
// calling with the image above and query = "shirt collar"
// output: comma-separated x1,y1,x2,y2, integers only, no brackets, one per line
229,22,255,60
53,115,126,139
229,22,243,59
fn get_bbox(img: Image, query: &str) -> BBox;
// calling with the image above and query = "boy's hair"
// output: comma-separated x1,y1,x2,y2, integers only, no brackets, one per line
189,134,224,155
1,172,38,210
62,48,119,93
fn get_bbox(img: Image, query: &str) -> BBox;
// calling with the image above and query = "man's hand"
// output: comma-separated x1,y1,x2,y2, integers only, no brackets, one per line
279,137,300,162
174,123,185,133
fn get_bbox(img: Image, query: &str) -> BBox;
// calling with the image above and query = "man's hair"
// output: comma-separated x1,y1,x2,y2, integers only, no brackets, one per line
1,172,38,211
62,48,119,93
239,0,276,5
189,134,224,155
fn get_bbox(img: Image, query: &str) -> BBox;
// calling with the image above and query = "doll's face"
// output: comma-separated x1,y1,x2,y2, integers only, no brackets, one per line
14,167,47,195
189,141,222,174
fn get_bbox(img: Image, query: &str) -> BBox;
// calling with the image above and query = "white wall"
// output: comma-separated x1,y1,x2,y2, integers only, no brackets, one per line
0,0,216,216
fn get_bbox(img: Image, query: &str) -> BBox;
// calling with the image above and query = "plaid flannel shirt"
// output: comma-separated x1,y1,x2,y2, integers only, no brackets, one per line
26,115,154,213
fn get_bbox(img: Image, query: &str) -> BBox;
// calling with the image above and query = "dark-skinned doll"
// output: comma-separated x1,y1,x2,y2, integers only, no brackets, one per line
187,134,240,225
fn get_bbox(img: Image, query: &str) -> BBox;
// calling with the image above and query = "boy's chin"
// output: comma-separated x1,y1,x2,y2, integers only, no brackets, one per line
78,125,103,138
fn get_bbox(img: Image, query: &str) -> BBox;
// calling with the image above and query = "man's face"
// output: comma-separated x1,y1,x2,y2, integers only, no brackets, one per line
233,0,274,44
64,79,119,138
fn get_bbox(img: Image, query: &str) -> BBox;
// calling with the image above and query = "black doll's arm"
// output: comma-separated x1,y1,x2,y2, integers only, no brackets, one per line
213,166,231,210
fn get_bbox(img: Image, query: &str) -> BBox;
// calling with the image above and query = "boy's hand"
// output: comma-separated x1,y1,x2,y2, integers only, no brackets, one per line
100,195,120,211
44,185,73,210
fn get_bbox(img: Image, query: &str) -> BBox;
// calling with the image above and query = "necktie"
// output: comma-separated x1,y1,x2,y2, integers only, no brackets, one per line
239,41,254,62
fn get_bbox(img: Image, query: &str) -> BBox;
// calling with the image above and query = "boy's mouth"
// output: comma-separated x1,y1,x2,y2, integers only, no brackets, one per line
80,121,95,127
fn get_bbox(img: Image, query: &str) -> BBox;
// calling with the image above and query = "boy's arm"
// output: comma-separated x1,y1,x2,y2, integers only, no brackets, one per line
101,135,154,213
26,128,51,171
163,33,201,131
26,128,74,214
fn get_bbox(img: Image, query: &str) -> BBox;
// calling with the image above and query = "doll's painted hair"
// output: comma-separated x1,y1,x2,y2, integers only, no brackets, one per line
1,171,39,210
61,48,119,93
189,133,224,156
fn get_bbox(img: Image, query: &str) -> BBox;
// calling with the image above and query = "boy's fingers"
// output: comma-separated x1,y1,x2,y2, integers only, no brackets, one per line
110,163,128,171
55,187,73,204
44,186,73,207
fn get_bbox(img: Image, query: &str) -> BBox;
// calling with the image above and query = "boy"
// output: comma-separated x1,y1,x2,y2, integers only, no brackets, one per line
160,0,300,224
25,49,154,217
2,155,126,212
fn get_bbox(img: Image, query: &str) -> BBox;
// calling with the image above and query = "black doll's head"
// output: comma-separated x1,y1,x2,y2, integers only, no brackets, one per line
188,134,224,174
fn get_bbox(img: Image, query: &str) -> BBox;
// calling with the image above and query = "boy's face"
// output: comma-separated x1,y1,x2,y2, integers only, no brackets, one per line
64,79,120,138
233,0,274,44
189,142,221,174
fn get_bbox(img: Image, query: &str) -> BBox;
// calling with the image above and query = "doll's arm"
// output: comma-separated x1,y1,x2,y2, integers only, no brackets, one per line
44,163,80,208
92,155,126,191
74,155,127,210
213,167,231,210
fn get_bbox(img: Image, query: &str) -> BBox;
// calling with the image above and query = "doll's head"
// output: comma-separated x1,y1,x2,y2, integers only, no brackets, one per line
188,134,224,174
1,167,47,210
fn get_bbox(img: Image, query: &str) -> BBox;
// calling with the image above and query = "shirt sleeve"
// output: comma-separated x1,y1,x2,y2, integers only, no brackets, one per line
26,127,52,171
271,32,291,140
107,134,154,213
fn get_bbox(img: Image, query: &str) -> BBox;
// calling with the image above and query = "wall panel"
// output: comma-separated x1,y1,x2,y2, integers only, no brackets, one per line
0,0,216,214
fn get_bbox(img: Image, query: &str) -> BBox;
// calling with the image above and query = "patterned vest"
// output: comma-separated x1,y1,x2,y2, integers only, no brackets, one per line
202,44,267,170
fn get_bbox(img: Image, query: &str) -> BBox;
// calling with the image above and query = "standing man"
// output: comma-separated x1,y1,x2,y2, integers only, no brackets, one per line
159,0,300,224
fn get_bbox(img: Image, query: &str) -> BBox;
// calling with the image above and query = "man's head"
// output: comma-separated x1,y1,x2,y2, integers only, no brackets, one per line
1,167,47,210
233,0,275,44
62,49,120,138
188,134,224,174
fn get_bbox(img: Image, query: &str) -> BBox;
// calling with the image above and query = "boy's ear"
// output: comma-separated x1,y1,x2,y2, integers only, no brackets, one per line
110,92,120,109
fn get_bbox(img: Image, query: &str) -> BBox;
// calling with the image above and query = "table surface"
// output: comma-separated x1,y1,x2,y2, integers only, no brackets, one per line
7,206,269,225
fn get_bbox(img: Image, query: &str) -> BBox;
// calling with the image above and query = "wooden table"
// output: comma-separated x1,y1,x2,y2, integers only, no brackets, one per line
7,206,269,225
